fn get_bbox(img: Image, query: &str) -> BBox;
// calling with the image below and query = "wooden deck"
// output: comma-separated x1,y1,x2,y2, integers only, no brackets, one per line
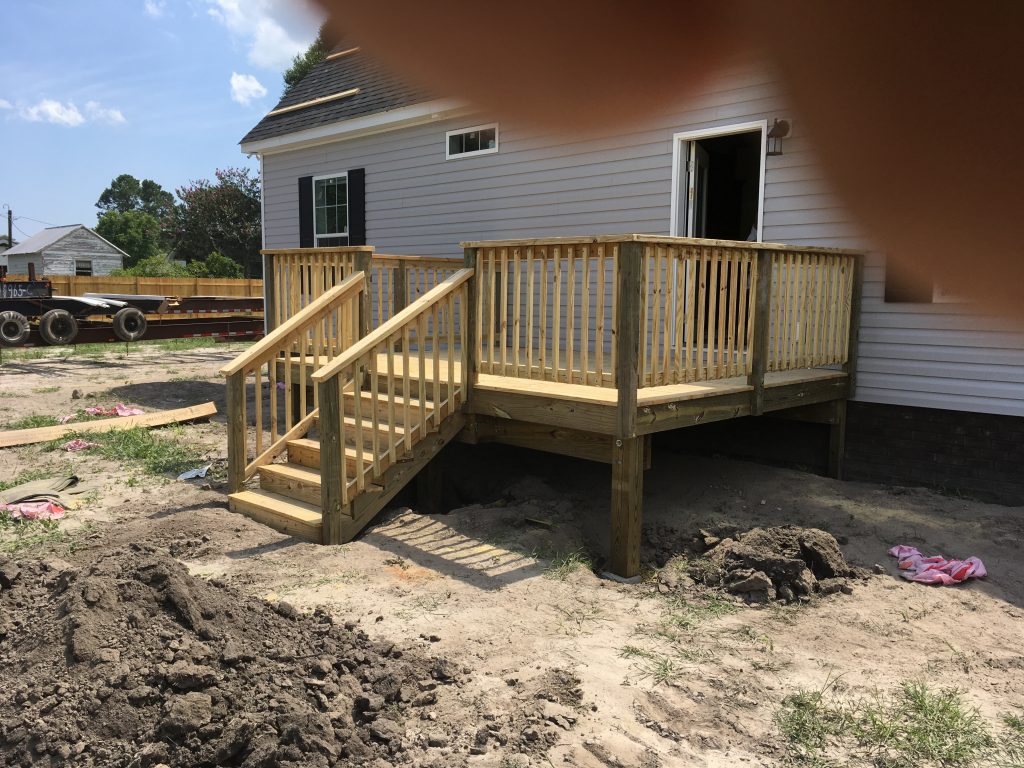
224,236,862,579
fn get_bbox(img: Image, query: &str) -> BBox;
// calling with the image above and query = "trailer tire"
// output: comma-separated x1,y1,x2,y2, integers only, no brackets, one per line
112,307,148,342
39,309,79,346
0,311,31,346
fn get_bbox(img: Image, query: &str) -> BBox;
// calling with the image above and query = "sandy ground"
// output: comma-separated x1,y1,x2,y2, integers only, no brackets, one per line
2,344,1023,767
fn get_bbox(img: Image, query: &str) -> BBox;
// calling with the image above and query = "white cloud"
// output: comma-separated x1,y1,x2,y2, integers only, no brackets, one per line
15,98,125,127
85,101,127,125
230,72,268,105
0,98,12,110
207,0,320,71
143,0,167,18
20,99,85,126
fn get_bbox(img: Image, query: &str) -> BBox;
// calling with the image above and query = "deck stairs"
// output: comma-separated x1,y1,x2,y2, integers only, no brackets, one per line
222,268,472,545
229,357,464,544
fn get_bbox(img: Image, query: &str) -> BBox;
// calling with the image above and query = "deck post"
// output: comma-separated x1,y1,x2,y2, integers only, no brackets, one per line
748,249,773,415
463,247,478,407
225,372,247,494
610,240,644,578
354,250,372,340
262,251,277,333
828,399,847,479
393,261,408,315
319,376,345,544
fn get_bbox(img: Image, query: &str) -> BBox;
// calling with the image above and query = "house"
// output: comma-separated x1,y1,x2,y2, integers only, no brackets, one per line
3,224,126,277
236,44,1024,532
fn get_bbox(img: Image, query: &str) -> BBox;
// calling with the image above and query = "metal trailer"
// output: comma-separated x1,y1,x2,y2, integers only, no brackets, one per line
0,270,264,348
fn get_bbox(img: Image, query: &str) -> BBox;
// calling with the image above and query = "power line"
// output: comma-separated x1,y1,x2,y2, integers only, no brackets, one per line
14,215,57,227
12,221,32,238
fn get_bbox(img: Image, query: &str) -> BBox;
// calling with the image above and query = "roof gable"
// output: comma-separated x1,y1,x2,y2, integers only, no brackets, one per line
240,47,431,146
4,224,129,260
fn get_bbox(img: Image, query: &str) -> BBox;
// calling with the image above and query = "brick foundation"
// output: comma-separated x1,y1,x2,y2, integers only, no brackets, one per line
654,402,1024,505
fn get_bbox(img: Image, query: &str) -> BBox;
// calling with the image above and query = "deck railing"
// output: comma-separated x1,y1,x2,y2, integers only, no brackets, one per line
311,270,471,540
473,241,619,386
462,235,861,409
262,247,373,332
220,272,367,491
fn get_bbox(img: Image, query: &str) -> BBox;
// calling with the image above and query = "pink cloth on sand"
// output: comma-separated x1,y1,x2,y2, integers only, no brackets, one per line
1,501,66,521
888,545,987,585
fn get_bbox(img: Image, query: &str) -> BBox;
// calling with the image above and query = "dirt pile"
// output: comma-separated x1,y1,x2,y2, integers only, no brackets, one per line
0,546,480,768
703,526,865,603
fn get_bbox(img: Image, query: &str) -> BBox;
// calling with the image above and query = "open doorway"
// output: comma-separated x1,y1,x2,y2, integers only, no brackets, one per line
671,122,766,241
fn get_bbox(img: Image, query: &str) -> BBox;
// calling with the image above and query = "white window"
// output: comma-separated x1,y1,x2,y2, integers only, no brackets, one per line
313,173,348,245
445,124,498,159
75,260,93,276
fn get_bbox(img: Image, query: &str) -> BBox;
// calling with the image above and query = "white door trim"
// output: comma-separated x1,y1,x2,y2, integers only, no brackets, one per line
669,119,768,241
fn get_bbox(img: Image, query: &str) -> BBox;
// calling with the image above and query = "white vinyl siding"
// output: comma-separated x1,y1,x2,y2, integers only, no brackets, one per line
261,65,1024,418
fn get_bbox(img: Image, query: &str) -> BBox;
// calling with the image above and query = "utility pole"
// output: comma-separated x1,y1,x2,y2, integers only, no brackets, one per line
6,208,11,248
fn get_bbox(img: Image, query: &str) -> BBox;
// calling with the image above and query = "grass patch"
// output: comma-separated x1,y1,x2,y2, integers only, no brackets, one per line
544,549,594,580
662,593,739,630
47,426,205,476
1,336,247,363
3,414,60,430
776,679,999,767
0,518,96,557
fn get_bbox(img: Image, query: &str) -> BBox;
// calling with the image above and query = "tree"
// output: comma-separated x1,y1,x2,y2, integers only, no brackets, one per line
96,173,176,221
95,210,162,267
187,251,244,279
111,254,189,278
283,23,328,93
171,168,262,278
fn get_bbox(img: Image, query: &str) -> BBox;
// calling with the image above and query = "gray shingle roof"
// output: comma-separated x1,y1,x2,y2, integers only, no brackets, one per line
240,48,432,146
4,225,82,255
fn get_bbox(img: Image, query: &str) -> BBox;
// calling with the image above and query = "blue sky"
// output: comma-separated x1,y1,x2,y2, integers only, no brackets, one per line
1,0,322,241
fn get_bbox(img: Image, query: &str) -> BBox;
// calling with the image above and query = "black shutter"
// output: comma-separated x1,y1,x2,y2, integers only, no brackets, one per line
298,175,313,247
347,168,366,246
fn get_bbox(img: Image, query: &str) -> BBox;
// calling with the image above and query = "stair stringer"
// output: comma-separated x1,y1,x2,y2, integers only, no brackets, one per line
324,411,466,544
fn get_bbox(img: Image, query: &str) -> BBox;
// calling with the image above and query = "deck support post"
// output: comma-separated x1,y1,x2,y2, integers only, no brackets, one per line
262,251,277,334
416,454,445,515
463,247,478,407
748,249,773,415
828,399,847,479
609,240,644,577
225,372,247,494
610,436,644,578
318,376,345,545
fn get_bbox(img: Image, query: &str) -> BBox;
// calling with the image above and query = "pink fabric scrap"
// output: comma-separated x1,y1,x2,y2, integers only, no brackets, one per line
62,438,99,452
888,545,987,585
84,403,144,417
59,413,77,424
1,501,66,521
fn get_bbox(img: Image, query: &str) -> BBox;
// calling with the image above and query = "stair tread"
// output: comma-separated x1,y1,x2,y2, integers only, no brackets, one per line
260,462,322,482
229,489,321,523
289,437,400,460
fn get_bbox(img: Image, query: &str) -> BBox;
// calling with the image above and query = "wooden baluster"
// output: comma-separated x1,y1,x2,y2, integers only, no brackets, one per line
526,247,535,379
580,247,591,385
512,248,522,377
726,252,738,377
350,359,362,495
418,313,428,435
552,247,562,381
737,254,749,376
447,293,456,413
387,334,397,462
370,347,381,477
683,249,695,382
567,246,577,384
610,246,618,385
499,248,509,376
487,249,496,373
539,255,548,380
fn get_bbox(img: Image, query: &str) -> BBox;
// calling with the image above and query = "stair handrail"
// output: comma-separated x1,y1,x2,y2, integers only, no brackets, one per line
219,272,365,377
221,271,367,492
314,268,473,543
311,269,472,385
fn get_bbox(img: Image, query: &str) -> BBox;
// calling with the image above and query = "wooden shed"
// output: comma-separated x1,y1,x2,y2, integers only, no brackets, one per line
3,224,126,277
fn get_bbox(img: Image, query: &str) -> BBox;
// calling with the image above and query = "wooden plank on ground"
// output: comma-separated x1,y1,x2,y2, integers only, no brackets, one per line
0,402,217,449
